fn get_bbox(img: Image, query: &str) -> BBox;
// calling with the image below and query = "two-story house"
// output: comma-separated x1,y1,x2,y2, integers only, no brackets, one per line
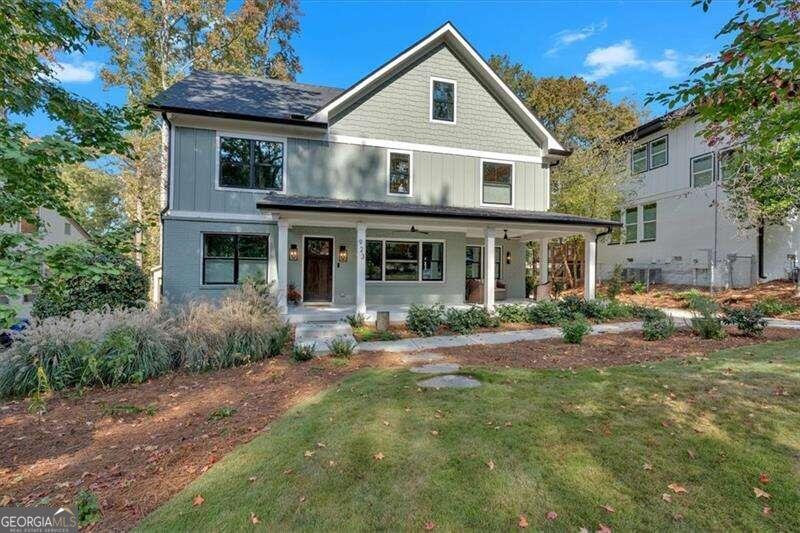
598,109,800,289
149,22,618,319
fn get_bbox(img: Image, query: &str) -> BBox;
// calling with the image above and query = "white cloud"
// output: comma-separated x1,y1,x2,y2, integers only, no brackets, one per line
546,21,607,56
50,59,99,83
582,42,702,81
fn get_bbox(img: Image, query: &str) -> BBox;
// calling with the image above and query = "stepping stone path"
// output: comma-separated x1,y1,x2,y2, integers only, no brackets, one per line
402,351,482,388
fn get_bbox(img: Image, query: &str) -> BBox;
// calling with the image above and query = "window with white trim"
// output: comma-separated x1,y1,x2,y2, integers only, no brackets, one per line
624,207,638,244
631,135,669,173
430,78,455,123
718,148,741,181
466,245,481,280
219,135,284,191
481,161,513,206
649,136,668,168
691,153,714,188
366,240,445,282
642,203,657,241
494,245,501,280
387,151,412,195
203,234,268,285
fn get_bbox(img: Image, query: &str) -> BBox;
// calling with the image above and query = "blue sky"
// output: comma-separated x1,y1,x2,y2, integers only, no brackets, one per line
34,0,737,136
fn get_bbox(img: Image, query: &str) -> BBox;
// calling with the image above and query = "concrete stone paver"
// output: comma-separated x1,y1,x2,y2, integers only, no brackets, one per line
400,352,445,364
417,374,481,389
409,363,461,374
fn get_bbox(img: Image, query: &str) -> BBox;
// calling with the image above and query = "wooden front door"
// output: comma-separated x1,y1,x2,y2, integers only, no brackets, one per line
303,237,333,303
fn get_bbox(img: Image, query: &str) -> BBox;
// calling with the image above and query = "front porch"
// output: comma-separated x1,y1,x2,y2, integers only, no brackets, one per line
259,195,616,322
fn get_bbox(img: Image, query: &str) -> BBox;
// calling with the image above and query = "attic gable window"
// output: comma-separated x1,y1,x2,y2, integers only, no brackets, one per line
430,77,456,123
218,134,285,192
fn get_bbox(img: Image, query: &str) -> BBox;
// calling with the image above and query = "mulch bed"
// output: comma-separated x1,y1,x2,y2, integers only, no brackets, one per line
2,326,800,531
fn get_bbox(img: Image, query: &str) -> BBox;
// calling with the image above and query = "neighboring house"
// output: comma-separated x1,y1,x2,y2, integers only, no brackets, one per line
149,22,617,318
0,208,89,317
598,110,799,289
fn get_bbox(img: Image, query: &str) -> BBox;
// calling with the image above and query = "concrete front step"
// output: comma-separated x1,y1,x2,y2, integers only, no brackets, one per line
294,321,356,355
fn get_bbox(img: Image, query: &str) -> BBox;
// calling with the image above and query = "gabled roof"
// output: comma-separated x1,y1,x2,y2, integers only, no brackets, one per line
309,22,567,155
615,105,695,142
148,70,341,127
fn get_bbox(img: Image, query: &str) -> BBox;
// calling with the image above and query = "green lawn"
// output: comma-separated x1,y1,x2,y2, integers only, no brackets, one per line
138,340,800,531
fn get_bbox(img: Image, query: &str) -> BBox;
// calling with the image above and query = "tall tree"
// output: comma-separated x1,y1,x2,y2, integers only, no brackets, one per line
60,163,127,236
648,0,799,228
490,55,642,287
0,0,129,325
80,0,302,267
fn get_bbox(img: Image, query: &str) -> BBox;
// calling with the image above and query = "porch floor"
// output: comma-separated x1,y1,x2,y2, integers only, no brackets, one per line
285,299,538,324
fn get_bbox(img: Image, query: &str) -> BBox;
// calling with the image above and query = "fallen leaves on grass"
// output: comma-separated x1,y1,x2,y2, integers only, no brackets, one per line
667,483,687,494
518,514,529,528
600,505,615,514
759,472,770,484
250,512,260,524
596,523,612,533
304,450,315,457
545,511,558,521
373,452,384,461
763,506,773,516
486,460,495,471
382,420,390,426
687,450,696,460
192,494,204,507
430,429,439,436
753,487,771,499
661,493,672,503
423,521,436,530
248,476,257,483
643,462,653,471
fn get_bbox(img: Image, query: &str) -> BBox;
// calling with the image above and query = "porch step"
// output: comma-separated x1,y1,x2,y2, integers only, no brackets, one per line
294,321,357,355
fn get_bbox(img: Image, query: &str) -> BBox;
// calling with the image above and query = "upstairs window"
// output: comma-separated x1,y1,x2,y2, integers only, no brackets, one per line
219,135,284,191
649,136,668,168
625,207,638,244
430,78,456,123
642,203,657,241
691,153,715,188
64,222,72,235
718,148,741,181
387,150,412,196
481,160,513,206
632,145,648,174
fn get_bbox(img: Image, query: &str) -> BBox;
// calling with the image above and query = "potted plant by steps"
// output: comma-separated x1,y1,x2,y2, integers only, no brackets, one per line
287,284,302,306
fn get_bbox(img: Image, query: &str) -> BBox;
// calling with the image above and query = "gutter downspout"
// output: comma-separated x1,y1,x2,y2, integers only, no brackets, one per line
757,220,766,280
592,225,614,289
159,112,172,300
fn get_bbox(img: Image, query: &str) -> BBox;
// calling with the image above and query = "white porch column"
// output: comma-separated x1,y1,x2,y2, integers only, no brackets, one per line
356,222,367,315
584,233,597,300
277,219,289,313
538,238,549,286
484,227,496,312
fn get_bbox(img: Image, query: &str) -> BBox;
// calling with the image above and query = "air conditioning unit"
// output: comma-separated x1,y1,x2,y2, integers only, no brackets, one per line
623,268,663,286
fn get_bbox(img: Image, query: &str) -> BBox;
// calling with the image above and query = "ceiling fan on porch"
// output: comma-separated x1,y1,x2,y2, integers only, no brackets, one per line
409,225,430,235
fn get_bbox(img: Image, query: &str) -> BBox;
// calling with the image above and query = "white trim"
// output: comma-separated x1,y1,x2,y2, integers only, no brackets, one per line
429,76,457,125
479,158,515,208
165,210,276,222
199,231,271,288
386,149,414,197
168,120,176,210
365,237,447,284
301,235,336,304
328,134,543,164
214,130,287,194
308,23,565,153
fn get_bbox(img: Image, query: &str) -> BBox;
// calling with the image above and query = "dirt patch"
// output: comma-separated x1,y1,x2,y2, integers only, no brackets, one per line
432,327,800,370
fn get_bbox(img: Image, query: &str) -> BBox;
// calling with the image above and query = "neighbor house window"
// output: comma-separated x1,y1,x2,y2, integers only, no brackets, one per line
366,240,383,281
481,160,513,206
422,242,444,281
219,135,284,191
64,222,71,235
718,148,740,181
649,136,668,168
632,145,648,174
430,78,456,123
367,240,445,282
691,153,714,188
203,233,268,285
609,209,621,245
642,203,657,241
466,246,482,279
625,207,638,244
387,151,412,195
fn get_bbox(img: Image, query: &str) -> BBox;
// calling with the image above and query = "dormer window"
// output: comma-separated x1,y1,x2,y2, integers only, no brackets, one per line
430,77,456,124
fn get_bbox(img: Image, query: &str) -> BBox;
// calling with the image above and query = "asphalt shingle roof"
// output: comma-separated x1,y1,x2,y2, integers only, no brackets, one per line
149,70,343,125
256,195,620,228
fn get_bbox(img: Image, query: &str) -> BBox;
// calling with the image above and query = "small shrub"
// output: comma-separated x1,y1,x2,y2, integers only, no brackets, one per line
444,306,498,335
753,297,797,317
207,406,237,421
677,289,706,310
267,323,292,357
561,314,591,344
642,311,676,341
327,336,357,357
345,313,367,328
723,306,767,337
630,305,663,321
527,300,562,325
581,299,609,320
605,265,624,299
291,343,316,362
557,295,585,316
603,299,634,319
406,304,444,336
690,297,726,340
496,304,528,323
631,281,646,294
76,490,102,527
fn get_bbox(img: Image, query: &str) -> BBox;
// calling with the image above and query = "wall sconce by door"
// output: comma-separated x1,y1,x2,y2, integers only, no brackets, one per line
506,250,512,264
338,245,349,264
289,244,299,261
